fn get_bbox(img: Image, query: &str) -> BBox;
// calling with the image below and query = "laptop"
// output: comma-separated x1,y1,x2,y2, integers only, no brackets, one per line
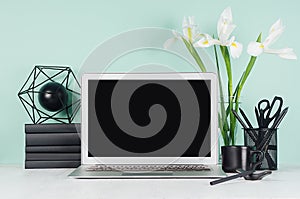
69,72,226,178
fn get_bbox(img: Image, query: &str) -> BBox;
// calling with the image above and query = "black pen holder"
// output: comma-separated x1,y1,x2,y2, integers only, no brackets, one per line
243,128,278,170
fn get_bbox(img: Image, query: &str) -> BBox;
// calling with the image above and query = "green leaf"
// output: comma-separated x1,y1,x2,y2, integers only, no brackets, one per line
234,33,262,104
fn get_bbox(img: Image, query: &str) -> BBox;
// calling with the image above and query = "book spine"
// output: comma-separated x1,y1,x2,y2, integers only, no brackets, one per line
25,123,81,133
26,146,81,153
26,133,80,146
25,161,80,169
26,153,81,161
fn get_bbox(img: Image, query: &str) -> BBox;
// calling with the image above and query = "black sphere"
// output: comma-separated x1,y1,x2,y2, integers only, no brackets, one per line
38,82,68,112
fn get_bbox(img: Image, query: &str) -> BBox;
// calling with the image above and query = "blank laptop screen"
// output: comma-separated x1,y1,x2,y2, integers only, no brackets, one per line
88,79,211,157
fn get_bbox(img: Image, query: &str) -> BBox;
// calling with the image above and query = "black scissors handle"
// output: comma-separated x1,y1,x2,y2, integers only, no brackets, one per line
265,96,283,122
258,99,270,128
257,96,283,128
258,99,270,111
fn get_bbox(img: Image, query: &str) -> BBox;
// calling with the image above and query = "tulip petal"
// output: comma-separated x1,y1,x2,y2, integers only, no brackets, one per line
182,16,190,41
279,51,297,59
183,27,191,42
264,28,284,47
194,38,211,48
217,7,233,34
163,37,178,49
269,19,284,35
182,16,199,43
230,41,243,58
219,24,236,43
188,16,195,27
223,36,235,47
172,30,181,38
247,42,264,56
194,34,221,48
182,16,196,30
193,33,205,42
221,7,233,21
182,16,188,28
217,7,235,41
265,48,297,59
163,30,181,49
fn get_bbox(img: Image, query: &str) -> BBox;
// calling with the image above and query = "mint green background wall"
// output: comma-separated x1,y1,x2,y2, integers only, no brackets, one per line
0,0,299,165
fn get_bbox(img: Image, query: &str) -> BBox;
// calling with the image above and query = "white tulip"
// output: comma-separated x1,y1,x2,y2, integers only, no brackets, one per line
217,7,236,44
182,16,202,43
247,19,297,59
164,16,203,49
194,7,243,58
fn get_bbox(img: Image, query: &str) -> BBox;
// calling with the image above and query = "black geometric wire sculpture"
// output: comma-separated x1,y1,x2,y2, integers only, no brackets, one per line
18,65,81,124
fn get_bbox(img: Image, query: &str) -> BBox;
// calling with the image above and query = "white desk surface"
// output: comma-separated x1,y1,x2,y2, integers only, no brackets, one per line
0,165,299,199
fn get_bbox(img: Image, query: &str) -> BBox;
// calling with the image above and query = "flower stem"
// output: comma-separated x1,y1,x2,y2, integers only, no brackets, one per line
182,37,207,72
220,45,235,145
234,33,262,108
214,44,229,146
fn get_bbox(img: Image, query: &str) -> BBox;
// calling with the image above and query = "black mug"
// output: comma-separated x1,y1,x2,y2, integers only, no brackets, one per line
221,146,263,173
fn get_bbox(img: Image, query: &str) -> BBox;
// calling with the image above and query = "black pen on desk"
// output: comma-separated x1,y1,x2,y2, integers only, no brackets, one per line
210,170,254,186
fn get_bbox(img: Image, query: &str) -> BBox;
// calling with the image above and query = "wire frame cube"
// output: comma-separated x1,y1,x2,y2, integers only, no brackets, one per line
18,65,81,124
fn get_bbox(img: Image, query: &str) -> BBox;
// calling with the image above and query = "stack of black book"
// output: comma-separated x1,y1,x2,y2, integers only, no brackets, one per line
25,123,81,169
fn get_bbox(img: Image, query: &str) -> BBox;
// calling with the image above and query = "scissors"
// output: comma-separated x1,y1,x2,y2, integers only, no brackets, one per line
256,96,283,128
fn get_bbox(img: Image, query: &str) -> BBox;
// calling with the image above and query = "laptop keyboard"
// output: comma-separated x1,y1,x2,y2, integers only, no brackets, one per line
86,164,210,172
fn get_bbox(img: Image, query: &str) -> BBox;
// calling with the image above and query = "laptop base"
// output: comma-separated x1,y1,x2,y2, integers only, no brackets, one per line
68,165,226,179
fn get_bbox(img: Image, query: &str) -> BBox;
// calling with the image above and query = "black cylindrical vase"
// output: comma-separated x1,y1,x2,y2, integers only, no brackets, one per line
221,146,263,173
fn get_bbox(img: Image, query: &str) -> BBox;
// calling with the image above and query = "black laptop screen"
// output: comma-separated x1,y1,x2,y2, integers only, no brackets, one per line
88,79,211,157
